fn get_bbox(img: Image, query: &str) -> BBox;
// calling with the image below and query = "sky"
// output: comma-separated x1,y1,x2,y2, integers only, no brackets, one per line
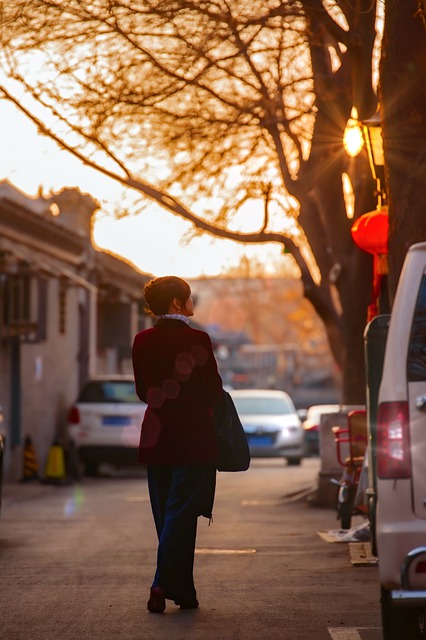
0,100,289,279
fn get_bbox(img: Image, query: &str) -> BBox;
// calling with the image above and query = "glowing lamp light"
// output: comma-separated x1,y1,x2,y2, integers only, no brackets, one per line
343,117,364,157
343,108,386,206
351,207,389,256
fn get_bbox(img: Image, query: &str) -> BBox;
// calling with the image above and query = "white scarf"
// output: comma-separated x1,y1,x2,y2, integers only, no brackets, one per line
157,313,190,325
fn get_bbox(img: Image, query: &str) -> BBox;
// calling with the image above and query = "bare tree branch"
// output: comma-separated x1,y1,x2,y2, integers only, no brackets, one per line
0,81,313,279
0,0,380,399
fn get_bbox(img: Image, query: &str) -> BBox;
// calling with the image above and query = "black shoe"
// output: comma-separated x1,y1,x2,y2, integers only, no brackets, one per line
175,597,199,610
147,587,166,613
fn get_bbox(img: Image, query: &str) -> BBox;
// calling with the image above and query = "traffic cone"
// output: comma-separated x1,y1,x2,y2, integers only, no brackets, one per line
43,440,69,484
21,435,40,482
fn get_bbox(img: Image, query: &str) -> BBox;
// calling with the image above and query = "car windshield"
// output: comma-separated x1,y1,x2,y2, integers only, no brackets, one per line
78,381,139,403
232,396,294,416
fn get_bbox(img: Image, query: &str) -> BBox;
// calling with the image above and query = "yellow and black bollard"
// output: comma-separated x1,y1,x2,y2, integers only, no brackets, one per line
21,435,40,482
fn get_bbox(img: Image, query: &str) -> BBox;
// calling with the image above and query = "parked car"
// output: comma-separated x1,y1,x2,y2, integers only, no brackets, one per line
229,389,303,465
67,376,147,476
302,404,342,456
375,242,426,638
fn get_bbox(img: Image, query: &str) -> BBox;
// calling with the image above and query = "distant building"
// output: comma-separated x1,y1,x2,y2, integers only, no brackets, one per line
0,182,151,480
189,276,341,402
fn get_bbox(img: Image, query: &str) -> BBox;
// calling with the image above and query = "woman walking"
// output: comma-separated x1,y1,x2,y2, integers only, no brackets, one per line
132,276,223,613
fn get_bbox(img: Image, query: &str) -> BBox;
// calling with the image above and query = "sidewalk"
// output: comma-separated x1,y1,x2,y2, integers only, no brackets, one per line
1,461,149,508
2,480,59,507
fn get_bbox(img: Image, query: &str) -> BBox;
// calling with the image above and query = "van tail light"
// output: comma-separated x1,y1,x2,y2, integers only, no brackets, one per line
416,561,426,574
377,401,411,479
67,406,80,425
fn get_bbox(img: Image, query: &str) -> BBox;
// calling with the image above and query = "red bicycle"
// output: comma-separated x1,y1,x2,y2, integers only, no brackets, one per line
331,410,368,530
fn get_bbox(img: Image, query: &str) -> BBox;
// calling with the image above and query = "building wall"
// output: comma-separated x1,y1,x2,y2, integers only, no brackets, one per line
0,343,11,455
21,280,81,470
0,183,150,481
96,300,140,375
1,279,83,480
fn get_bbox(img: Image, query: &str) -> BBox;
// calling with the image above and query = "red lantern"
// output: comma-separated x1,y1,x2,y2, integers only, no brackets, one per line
351,207,389,322
351,206,388,255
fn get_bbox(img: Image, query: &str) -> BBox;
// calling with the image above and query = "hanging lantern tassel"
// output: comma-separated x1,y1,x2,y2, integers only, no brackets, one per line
367,254,388,321
351,207,389,321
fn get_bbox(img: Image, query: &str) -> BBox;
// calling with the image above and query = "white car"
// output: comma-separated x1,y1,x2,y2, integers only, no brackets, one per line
229,389,304,465
67,375,147,475
302,404,342,456
376,242,426,638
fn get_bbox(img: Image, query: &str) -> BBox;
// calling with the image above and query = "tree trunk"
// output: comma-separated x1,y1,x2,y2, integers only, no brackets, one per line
380,0,426,299
297,62,373,401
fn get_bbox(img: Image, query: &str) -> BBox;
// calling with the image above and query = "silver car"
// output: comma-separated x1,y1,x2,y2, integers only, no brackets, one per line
302,404,342,456
229,389,304,465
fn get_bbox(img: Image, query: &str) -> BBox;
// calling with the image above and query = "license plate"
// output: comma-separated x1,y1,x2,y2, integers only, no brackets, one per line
102,416,131,426
247,435,274,446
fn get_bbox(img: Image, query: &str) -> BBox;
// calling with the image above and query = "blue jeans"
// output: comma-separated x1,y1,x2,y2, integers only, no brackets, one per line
147,463,216,602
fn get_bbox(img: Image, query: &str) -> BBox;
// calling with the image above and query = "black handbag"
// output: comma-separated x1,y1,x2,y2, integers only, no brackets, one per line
214,390,250,472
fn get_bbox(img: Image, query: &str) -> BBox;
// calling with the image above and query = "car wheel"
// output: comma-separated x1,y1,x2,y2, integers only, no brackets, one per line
66,442,84,481
368,493,378,556
381,587,426,639
286,457,302,466
339,501,352,530
84,460,99,477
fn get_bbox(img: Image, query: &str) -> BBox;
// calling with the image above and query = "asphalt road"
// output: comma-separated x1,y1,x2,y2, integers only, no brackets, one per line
0,459,382,640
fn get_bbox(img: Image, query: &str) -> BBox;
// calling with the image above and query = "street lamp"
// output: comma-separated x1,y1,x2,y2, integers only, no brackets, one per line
343,109,389,320
361,110,386,207
343,109,386,205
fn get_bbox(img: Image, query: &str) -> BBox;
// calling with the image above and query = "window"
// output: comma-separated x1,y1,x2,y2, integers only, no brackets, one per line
36,277,47,341
59,281,67,334
3,274,31,326
407,274,426,382
78,380,139,403
232,395,294,416
1,274,47,342
2,274,34,340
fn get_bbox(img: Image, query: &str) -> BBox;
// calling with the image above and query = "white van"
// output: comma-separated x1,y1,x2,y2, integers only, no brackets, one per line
377,242,426,638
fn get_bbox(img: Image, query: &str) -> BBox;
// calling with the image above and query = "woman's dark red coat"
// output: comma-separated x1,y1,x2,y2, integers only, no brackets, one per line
132,318,223,465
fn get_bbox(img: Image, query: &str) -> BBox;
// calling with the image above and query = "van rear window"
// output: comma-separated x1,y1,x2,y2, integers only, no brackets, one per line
407,274,426,381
